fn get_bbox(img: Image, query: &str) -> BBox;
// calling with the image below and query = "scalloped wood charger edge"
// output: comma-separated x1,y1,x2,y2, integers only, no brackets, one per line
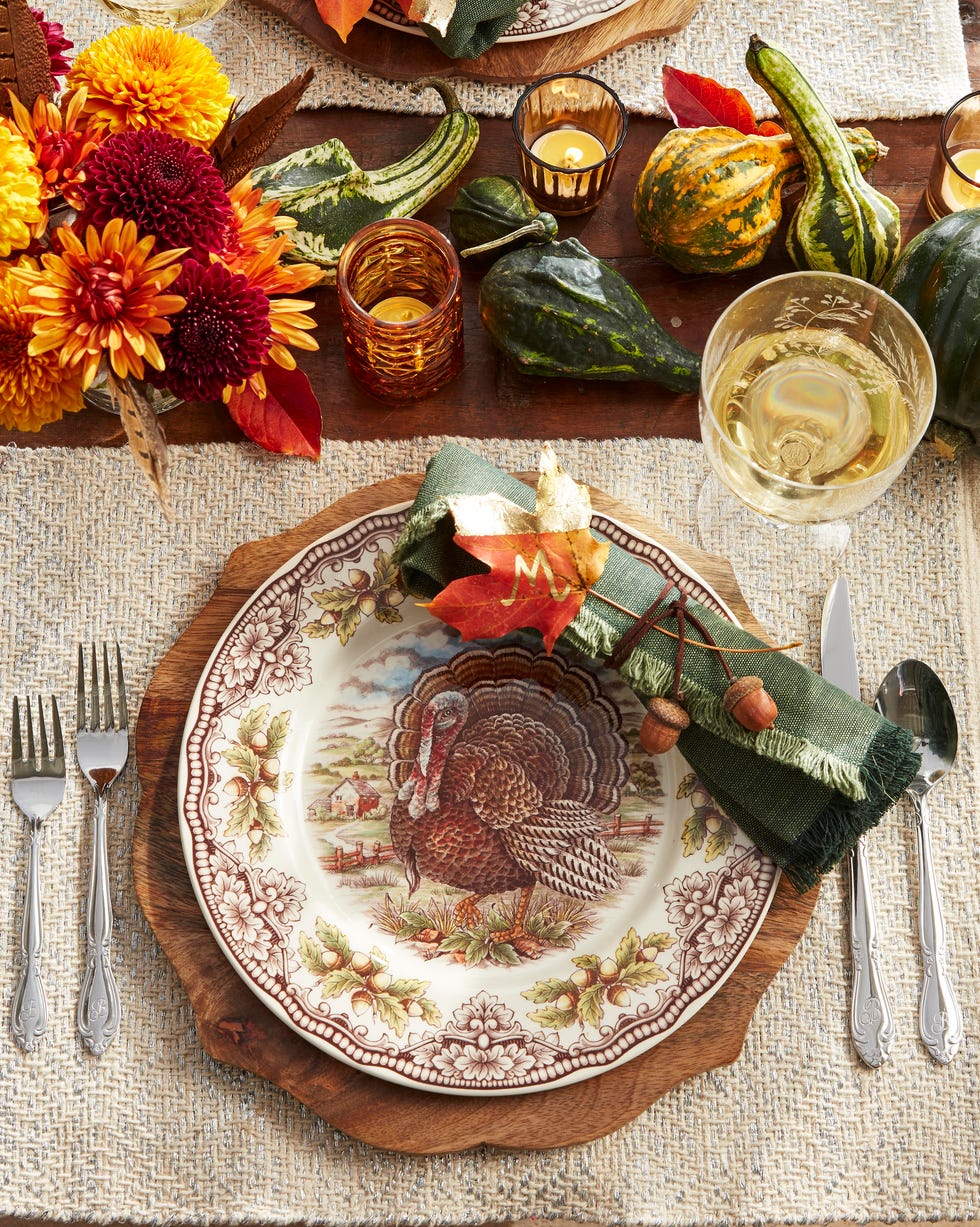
250,0,699,84
132,472,818,1155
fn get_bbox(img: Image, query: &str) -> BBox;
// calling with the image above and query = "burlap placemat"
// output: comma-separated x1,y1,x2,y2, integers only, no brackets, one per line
56,0,969,118
0,436,977,1225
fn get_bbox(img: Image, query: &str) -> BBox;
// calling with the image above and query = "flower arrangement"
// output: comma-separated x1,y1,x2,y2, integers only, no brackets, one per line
0,0,322,515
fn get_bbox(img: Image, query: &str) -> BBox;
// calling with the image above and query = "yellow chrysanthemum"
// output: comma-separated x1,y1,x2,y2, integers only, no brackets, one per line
0,120,45,258
0,259,84,431
63,26,233,148
13,218,186,388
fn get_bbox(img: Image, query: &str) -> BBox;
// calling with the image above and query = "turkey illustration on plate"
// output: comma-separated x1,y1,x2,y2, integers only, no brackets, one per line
179,505,778,1094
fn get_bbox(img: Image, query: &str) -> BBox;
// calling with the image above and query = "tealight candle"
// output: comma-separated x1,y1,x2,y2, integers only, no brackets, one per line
529,128,607,170
512,73,628,216
925,90,980,220
940,147,980,212
368,295,432,323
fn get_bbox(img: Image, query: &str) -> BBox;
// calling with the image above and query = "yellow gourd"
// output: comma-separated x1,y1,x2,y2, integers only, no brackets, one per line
632,124,885,275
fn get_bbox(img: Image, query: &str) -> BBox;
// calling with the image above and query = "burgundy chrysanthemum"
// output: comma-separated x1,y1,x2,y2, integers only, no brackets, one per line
151,260,271,402
76,128,233,262
31,8,73,83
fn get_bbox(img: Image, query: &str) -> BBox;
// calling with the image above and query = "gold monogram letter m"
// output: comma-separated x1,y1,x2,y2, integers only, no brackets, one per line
501,549,572,606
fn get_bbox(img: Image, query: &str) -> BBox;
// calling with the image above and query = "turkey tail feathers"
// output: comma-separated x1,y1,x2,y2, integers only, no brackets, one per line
387,643,629,811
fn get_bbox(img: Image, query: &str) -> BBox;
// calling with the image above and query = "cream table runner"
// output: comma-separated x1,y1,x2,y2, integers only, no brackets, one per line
54,0,970,118
0,436,977,1224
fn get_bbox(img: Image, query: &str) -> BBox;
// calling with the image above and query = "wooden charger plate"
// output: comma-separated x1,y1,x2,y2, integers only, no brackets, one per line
132,473,818,1154
252,0,699,84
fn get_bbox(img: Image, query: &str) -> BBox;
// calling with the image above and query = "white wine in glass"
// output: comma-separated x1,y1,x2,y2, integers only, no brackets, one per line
97,0,230,25
698,271,936,631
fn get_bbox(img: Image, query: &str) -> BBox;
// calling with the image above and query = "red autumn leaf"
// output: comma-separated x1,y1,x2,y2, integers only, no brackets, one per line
425,528,610,654
226,365,322,458
313,0,374,40
662,65,782,135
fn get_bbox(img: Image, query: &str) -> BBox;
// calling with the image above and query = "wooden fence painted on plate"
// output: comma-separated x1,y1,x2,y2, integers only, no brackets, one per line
322,840,398,873
320,815,663,873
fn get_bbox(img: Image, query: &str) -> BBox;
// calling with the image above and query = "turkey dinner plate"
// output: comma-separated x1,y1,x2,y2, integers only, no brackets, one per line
365,0,642,43
178,503,779,1096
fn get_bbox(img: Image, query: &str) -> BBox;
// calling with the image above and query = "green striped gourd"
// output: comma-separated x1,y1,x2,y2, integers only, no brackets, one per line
745,36,901,284
632,124,886,275
252,79,479,274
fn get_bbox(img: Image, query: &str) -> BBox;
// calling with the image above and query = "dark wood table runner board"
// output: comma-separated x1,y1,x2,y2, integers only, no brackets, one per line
251,0,699,83
4,29,976,453
132,472,819,1154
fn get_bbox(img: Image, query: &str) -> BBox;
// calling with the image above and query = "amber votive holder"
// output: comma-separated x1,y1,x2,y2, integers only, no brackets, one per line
512,72,628,216
336,219,463,403
925,90,980,219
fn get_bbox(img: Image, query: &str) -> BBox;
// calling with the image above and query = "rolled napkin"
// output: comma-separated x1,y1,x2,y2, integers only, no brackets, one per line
392,443,921,891
420,0,522,58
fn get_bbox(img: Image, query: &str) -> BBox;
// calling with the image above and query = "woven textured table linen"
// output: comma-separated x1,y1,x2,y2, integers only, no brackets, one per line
55,0,969,119
0,436,977,1224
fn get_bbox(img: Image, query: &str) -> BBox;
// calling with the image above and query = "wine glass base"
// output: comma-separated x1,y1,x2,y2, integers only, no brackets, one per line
696,472,850,638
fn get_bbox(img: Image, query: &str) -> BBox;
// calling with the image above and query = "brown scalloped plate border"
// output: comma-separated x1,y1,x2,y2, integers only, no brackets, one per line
132,473,818,1154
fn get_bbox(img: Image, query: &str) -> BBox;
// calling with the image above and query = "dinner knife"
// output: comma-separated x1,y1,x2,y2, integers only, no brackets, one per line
821,576,896,1068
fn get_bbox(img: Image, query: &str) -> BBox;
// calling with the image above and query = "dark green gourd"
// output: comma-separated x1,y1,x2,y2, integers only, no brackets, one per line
745,36,901,284
449,175,558,257
478,237,701,391
883,207,980,455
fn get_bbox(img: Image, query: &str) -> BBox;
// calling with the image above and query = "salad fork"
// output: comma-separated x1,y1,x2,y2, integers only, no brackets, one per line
10,695,66,1052
76,643,128,1055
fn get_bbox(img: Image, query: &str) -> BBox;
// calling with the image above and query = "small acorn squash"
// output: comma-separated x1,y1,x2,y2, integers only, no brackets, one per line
882,207,980,454
479,237,701,391
633,124,885,275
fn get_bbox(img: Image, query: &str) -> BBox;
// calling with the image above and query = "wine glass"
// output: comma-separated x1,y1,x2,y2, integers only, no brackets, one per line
697,270,936,634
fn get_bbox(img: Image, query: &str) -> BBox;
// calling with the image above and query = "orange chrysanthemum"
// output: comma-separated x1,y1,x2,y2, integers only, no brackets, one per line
13,218,186,388
63,26,233,148
9,90,102,213
222,176,296,270
219,230,323,401
0,118,45,257
0,258,84,431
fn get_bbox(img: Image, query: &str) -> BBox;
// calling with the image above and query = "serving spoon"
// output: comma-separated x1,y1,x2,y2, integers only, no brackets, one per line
875,659,963,1064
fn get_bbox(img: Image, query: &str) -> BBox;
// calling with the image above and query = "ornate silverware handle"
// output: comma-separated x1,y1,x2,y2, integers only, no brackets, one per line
848,837,895,1067
78,790,120,1055
11,822,48,1051
914,792,963,1063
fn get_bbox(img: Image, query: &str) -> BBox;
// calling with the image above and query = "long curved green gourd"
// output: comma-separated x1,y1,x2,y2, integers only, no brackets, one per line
251,79,479,274
745,35,901,284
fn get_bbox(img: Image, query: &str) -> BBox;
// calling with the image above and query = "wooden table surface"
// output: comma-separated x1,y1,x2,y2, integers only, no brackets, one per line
3,26,976,454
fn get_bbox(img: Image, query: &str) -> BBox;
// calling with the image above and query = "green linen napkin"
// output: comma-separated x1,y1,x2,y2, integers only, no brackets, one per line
393,443,922,891
420,0,521,59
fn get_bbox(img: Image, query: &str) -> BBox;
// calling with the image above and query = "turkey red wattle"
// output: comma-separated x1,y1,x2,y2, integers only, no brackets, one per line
397,690,469,820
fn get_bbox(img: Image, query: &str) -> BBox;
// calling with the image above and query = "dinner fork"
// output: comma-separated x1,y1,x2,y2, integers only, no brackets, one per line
10,695,66,1052
76,643,128,1055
